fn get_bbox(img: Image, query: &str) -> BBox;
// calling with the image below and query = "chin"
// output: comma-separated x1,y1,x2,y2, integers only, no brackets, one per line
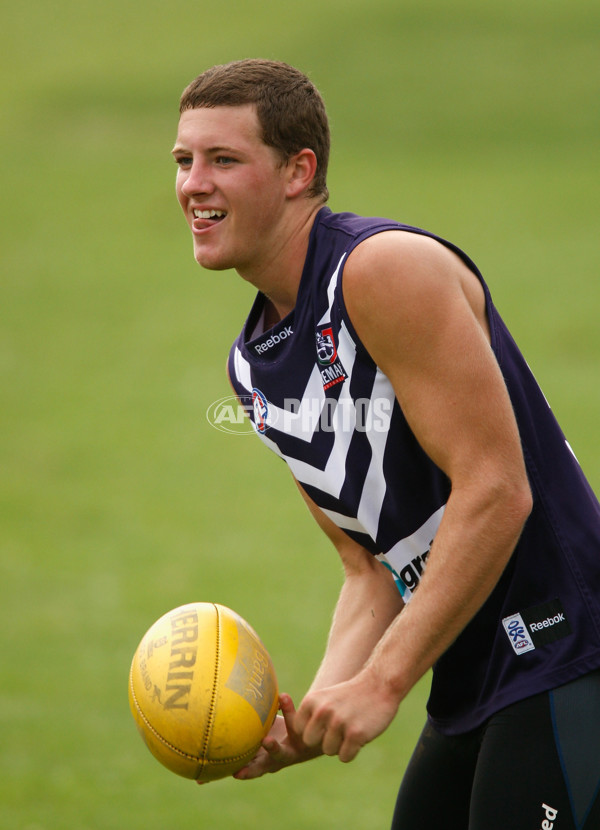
193,249,234,272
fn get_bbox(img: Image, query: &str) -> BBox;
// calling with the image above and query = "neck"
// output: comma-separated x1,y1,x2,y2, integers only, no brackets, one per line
237,202,322,320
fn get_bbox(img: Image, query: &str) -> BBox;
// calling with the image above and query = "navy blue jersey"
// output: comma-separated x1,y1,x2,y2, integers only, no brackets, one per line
228,207,600,735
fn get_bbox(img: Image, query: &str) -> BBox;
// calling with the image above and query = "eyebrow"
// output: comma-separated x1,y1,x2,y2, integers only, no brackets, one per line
171,144,242,156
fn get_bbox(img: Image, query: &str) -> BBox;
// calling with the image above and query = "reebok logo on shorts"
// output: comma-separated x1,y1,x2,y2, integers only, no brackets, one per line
503,598,571,655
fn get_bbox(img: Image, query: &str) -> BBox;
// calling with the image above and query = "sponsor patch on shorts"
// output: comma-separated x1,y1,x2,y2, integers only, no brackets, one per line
502,598,571,655
503,612,535,654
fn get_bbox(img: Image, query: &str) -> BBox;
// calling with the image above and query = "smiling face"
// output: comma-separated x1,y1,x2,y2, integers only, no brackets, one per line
172,105,294,276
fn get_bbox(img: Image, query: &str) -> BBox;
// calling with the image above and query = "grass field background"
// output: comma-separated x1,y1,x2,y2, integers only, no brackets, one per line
2,1,599,828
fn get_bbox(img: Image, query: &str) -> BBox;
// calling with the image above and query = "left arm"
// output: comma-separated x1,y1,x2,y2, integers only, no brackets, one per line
294,231,533,762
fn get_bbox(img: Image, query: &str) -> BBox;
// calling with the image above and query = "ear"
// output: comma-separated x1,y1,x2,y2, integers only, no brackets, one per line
285,149,318,198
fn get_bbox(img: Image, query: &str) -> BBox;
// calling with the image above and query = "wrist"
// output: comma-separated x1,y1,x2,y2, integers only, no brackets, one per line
360,658,407,709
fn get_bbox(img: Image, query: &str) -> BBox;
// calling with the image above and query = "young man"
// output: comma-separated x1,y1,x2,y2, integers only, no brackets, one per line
172,59,600,829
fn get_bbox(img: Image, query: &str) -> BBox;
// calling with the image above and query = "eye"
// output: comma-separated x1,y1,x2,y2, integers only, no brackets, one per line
215,156,236,166
174,155,192,168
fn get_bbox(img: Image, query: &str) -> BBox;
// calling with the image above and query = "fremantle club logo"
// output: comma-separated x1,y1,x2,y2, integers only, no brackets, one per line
316,328,337,364
316,326,347,391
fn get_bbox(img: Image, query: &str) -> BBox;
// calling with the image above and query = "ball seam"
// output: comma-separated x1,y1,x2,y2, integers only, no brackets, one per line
199,603,222,765
129,664,260,765
129,666,201,763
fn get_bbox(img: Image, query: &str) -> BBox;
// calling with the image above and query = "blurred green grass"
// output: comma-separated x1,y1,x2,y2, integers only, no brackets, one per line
1,0,598,827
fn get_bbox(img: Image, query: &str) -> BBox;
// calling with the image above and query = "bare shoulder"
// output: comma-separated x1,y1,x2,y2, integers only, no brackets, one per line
343,230,489,344
349,228,453,268
344,231,483,318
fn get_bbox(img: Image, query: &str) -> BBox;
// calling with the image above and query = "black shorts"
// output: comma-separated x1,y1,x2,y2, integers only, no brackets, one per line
391,670,600,830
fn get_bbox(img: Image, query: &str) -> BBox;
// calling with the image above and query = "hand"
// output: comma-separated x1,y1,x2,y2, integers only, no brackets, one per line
294,669,400,763
233,694,322,780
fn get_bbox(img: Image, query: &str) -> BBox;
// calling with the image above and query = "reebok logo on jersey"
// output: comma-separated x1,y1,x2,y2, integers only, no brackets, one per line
503,598,571,655
254,325,293,354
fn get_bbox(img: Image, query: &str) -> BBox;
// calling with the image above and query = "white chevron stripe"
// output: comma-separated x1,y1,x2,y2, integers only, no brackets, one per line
257,428,348,498
356,368,396,533
271,365,328,441
235,352,353,496
321,508,368,534
376,505,446,598
234,253,423,566
318,253,346,327
234,346,253,392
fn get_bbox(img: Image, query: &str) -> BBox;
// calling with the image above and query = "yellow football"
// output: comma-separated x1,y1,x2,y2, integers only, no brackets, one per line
128,602,279,782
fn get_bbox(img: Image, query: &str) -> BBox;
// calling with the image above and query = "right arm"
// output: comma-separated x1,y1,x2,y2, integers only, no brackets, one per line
298,482,405,693
234,482,403,780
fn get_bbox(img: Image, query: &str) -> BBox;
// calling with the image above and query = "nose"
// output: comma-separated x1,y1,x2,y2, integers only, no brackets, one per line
180,160,215,197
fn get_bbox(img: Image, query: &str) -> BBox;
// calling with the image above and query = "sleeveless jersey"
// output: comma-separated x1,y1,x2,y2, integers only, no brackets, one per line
227,207,600,735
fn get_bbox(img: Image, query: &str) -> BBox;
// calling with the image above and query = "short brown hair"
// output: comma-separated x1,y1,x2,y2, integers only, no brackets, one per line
179,59,330,201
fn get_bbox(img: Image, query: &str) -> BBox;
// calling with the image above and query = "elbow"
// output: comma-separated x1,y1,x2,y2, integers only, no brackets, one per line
519,478,534,520
498,472,533,541
462,465,533,543
519,477,534,524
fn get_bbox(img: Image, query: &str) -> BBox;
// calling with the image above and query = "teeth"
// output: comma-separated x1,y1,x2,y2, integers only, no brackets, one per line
193,209,226,219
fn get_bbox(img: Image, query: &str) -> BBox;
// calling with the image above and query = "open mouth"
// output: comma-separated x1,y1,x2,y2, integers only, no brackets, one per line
193,209,227,222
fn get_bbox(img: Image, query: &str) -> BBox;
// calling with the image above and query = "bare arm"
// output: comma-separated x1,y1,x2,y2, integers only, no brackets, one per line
234,482,403,780
294,231,533,761
296,482,405,692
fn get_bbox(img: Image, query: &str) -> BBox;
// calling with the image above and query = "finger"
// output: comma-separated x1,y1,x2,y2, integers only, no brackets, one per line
279,692,296,714
301,712,327,748
234,747,270,780
262,736,282,755
278,693,300,737
292,696,312,737
295,694,332,748
338,731,364,764
236,734,298,780
321,723,344,757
